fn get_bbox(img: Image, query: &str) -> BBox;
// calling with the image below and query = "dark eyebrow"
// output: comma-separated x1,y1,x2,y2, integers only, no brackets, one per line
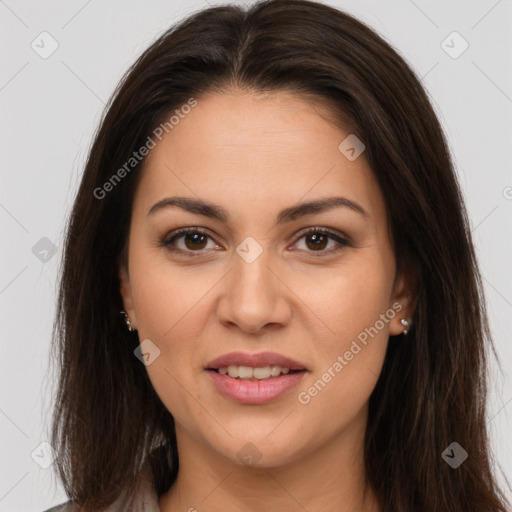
147,196,369,224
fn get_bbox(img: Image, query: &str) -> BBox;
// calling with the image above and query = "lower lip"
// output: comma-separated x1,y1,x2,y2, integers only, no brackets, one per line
206,370,307,405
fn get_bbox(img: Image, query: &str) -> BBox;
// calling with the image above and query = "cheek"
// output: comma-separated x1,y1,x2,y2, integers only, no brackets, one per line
129,247,215,349
295,257,392,413
128,259,209,424
303,255,392,350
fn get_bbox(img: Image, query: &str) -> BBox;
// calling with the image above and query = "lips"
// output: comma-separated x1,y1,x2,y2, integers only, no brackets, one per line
206,369,306,405
205,351,307,371
204,351,308,404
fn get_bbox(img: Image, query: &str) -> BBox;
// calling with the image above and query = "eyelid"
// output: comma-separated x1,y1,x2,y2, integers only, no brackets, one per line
294,225,350,242
290,226,352,255
160,227,220,256
160,226,352,256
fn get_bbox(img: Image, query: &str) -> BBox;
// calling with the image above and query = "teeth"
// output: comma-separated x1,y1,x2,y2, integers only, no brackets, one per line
238,366,253,379
253,366,271,379
219,365,293,380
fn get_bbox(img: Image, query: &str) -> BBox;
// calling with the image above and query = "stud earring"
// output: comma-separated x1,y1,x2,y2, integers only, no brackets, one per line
120,310,134,332
400,318,411,335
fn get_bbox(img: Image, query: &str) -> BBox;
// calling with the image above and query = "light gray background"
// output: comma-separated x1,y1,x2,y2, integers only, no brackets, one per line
1,0,511,510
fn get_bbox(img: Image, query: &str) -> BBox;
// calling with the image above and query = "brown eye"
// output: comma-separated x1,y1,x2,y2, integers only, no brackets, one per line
162,228,219,255
161,226,351,258
293,228,351,256
304,232,329,251
182,232,208,250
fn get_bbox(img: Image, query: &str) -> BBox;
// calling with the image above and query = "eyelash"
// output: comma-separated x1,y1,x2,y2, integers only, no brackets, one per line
160,226,351,258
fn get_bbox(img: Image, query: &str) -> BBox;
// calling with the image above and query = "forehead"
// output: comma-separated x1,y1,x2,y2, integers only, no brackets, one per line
133,90,386,230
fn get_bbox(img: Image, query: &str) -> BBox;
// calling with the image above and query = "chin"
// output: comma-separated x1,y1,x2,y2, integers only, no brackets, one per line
205,431,307,469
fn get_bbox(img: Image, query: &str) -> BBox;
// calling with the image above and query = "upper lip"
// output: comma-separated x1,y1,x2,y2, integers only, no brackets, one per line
205,351,307,371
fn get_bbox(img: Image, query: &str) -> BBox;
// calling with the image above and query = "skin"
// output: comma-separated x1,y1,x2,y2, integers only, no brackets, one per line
119,89,416,512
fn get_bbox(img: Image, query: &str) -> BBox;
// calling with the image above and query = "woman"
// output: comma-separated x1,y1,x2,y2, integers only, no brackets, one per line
45,0,510,510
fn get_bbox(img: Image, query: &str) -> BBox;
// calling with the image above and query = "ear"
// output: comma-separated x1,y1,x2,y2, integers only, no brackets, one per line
389,264,419,336
119,264,138,330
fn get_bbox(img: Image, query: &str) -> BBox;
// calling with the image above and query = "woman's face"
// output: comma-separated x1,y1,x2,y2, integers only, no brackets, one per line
120,89,413,467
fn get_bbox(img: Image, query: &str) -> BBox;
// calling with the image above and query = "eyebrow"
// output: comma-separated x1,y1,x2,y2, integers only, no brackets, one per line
147,195,369,225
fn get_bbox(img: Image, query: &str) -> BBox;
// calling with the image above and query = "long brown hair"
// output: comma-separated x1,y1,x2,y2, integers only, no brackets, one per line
49,1,510,510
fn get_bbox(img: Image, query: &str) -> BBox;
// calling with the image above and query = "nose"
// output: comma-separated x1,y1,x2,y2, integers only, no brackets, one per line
216,248,292,334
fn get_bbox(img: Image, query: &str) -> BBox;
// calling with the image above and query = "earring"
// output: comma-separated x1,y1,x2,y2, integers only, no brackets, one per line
120,310,134,332
400,318,411,335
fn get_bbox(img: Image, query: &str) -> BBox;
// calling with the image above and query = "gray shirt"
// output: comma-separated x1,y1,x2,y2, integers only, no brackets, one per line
42,457,161,512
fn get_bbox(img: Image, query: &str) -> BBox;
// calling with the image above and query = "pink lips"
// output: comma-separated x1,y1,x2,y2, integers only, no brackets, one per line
205,351,307,371
205,351,307,405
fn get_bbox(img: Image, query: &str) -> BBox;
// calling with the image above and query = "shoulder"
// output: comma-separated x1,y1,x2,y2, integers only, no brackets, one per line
42,501,76,512
41,456,160,511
